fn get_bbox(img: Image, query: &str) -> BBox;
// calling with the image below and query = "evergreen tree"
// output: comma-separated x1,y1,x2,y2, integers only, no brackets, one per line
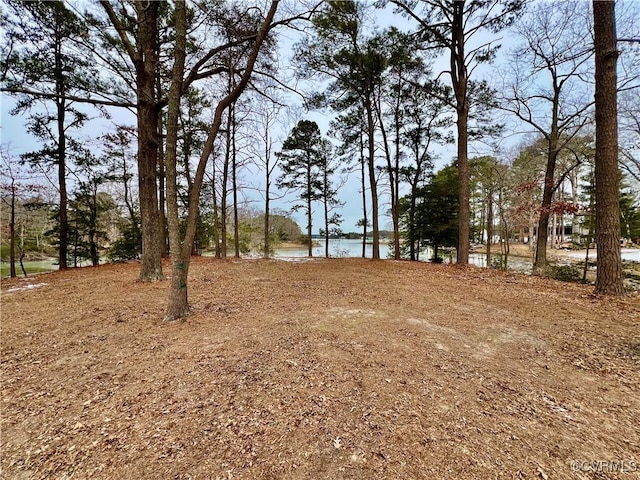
276,120,327,257
402,164,459,261
2,0,101,270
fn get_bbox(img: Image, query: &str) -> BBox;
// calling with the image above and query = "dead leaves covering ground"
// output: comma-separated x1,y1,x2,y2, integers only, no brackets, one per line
1,258,639,480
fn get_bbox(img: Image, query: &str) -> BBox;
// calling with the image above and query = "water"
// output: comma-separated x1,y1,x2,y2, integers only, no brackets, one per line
563,248,640,262
273,239,640,272
273,239,534,270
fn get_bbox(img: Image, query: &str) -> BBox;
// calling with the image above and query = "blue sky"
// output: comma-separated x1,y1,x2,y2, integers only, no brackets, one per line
6,1,634,235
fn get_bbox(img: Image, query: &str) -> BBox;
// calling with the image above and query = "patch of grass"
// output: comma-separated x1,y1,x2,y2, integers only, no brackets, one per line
0,261,57,278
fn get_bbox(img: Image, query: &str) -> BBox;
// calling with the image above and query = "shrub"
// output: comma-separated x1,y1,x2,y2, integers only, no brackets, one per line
547,264,583,283
106,224,141,262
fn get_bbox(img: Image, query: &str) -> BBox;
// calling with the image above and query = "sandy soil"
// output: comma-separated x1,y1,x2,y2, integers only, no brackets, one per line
1,258,639,479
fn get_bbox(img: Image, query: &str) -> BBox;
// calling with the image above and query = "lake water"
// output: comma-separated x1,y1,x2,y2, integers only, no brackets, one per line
273,239,535,270
273,239,640,272
562,248,640,262
3,242,638,278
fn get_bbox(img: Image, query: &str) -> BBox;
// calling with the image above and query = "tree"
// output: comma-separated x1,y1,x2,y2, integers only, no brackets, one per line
163,0,280,321
593,0,624,294
390,0,524,265
619,89,640,184
398,80,453,261
404,164,459,261
318,142,343,258
68,182,115,267
276,120,326,257
0,147,45,277
498,0,594,274
330,107,370,258
102,126,141,260
246,92,289,258
2,0,100,271
97,0,164,281
619,187,640,244
296,1,384,258
367,27,452,260
470,156,500,265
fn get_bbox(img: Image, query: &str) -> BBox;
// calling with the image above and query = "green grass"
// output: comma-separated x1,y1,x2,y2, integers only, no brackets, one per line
0,261,58,278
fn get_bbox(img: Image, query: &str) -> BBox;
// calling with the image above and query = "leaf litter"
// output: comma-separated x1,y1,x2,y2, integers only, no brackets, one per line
1,258,639,479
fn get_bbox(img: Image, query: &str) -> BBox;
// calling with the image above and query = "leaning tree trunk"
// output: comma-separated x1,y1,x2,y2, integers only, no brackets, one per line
593,0,624,295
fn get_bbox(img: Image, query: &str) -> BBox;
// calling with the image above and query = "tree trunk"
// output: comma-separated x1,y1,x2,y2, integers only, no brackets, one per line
90,228,99,266
486,190,493,267
364,96,380,259
99,0,162,278
9,182,16,278
157,104,168,256
324,177,330,258
57,100,68,270
593,0,624,295
19,230,27,278
166,259,190,321
221,110,231,258
52,9,69,271
360,130,367,259
211,159,220,258
307,161,313,257
533,141,559,274
166,0,279,319
452,2,470,265
409,192,417,261
136,0,162,281
231,101,240,258
375,99,400,260
164,0,189,320
264,200,270,258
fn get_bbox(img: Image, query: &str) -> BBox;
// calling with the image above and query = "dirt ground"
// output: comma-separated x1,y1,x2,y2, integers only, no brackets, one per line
1,257,639,480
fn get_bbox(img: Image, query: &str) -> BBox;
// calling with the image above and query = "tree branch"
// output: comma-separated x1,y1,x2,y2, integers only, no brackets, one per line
1,87,136,108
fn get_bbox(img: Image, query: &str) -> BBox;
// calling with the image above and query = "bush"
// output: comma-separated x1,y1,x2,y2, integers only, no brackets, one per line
547,264,583,283
0,244,9,262
106,224,141,262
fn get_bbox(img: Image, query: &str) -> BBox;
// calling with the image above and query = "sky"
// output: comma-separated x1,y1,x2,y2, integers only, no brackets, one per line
2,1,637,236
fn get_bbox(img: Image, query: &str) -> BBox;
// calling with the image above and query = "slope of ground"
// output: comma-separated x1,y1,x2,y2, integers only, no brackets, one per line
1,258,639,479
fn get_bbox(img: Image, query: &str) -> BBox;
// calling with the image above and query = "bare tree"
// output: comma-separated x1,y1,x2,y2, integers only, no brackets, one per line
497,0,594,274
619,89,640,184
244,90,291,257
